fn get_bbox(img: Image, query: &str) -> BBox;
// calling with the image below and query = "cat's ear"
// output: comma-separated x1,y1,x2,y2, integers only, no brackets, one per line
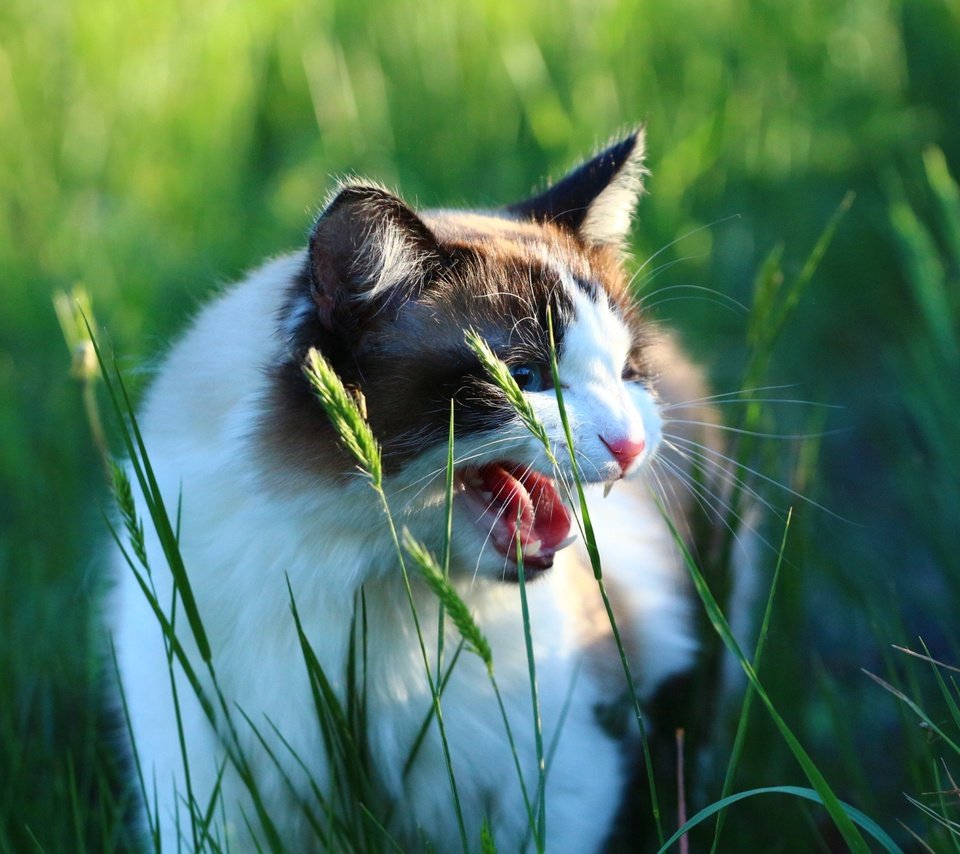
308,182,441,329
506,129,647,248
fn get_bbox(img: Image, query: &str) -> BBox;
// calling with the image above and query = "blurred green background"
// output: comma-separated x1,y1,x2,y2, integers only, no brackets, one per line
2,0,959,850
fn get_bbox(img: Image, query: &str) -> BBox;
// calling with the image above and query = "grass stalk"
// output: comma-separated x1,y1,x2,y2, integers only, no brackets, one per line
303,346,469,853
710,508,791,852
438,400,457,670
655,499,873,852
657,785,902,853
92,319,292,851
467,312,666,844
85,318,212,666
709,191,856,584
400,640,466,780
378,498,470,852
547,310,665,843
515,539,547,853
54,289,110,470
402,532,539,840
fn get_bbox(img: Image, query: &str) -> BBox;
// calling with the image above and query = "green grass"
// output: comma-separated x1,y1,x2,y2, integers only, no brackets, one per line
94,253,898,853
2,0,960,849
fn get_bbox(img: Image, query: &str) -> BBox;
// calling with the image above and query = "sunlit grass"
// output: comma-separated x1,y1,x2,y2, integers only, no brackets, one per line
3,0,960,849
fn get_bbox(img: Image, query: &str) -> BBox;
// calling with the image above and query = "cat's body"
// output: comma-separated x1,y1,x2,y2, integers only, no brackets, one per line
113,131,708,852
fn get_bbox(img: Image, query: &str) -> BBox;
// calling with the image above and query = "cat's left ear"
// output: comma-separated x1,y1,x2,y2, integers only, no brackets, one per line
506,129,647,249
307,182,442,331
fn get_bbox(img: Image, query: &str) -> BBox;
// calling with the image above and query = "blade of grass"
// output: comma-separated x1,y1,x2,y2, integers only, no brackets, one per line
723,192,855,561
103,519,216,726
402,532,537,839
655,498,874,852
237,710,338,850
544,308,665,844
194,759,228,852
93,320,286,852
888,188,957,364
439,401,456,668
515,538,546,854
710,508,791,852
108,640,157,849
916,640,960,736
400,641,465,780
745,192,855,381
893,645,960,676
468,312,665,844
480,818,498,854
922,146,960,267
658,786,903,853
302,346,469,852
930,762,960,851
905,793,960,835
863,669,960,757
287,580,370,842
84,316,212,664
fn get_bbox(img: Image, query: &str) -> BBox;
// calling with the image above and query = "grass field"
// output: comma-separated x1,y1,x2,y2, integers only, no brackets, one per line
2,0,959,850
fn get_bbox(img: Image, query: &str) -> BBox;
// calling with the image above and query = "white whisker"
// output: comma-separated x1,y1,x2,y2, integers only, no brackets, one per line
572,448,604,484
630,214,742,280
663,397,842,413
664,419,846,441
639,284,749,316
394,436,519,501
632,256,709,292
661,438,787,525
662,384,828,411
654,453,776,560
666,434,853,525
645,460,698,546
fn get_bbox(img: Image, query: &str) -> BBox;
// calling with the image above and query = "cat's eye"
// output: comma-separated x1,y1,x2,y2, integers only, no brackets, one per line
510,363,549,393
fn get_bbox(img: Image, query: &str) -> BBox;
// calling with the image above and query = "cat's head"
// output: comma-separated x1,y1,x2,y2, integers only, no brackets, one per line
267,130,661,581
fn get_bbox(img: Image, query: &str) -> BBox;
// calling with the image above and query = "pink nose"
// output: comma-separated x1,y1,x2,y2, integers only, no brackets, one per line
600,435,646,475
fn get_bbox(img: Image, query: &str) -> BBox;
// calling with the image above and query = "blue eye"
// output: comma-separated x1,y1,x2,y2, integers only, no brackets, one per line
510,363,546,392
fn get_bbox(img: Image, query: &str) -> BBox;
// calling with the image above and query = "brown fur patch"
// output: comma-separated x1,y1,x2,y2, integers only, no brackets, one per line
256,207,660,486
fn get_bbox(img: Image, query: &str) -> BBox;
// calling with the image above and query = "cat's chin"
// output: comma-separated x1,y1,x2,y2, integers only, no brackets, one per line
455,461,576,577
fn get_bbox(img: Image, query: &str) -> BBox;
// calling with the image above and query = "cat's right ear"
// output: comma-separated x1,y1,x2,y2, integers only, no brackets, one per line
307,183,441,330
506,129,647,250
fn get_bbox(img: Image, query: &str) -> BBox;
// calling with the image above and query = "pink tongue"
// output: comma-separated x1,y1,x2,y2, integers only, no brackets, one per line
481,464,571,555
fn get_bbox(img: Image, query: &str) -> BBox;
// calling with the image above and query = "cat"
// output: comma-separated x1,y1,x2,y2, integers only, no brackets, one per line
112,129,713,852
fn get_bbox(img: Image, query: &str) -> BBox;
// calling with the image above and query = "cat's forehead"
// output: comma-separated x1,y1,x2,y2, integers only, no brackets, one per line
371,209,641,371
422,209,630,307
424,210,557,246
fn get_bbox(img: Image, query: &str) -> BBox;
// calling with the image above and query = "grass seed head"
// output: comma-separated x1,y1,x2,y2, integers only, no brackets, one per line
303,348,383,487
402,529,493,671
464,329,554,462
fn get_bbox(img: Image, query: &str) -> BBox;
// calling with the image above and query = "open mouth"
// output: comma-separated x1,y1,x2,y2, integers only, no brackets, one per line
456,462,576,572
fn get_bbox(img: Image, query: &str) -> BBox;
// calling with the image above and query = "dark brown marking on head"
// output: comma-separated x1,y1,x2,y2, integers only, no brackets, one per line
261,223,585,479
257,133,653,481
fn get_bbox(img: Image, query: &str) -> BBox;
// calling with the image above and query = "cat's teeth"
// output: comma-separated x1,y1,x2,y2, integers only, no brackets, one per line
480,490,494,502
603,482,614,498
522,539,542,558
556,534,578,550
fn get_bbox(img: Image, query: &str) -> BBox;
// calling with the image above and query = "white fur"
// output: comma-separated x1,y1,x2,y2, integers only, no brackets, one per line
112,251,695,852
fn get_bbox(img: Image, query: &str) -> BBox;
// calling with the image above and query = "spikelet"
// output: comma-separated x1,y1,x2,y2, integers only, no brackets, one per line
401,528,493,671
464,329,555,465
302,347,383,487
53,287,100,382
108,458,148,569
